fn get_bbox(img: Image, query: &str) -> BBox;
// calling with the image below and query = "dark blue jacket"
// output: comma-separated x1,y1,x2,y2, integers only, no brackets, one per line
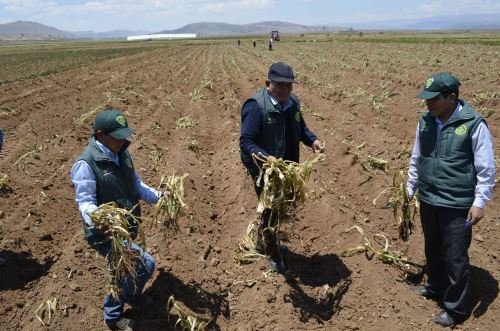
240,88,317,177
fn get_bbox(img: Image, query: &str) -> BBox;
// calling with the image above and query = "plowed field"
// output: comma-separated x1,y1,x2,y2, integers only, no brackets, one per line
0,36,499,330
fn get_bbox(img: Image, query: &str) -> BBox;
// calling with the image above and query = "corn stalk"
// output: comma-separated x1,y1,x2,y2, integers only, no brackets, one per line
0,173,7,190
251,153,324,249
342,225,423,277
87,202,144,299
373,171,418,241
151,173,189,230
167,296,208,331
35,298,57,326
234,221,265,264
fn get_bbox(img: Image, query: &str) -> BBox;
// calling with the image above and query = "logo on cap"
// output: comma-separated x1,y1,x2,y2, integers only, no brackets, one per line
116,115,126,127
425,78,434,88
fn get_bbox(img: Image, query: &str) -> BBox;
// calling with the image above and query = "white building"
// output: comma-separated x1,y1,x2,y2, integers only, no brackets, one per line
126,33,197,41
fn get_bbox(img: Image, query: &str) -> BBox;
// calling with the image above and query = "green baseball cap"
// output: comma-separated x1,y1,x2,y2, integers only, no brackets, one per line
416,72,461,99
93,109,133,140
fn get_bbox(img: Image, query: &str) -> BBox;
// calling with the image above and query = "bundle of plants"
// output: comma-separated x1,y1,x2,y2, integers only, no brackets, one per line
342,225,424,278
151,172,189,230
253,153,325,219
372,170,419,241
87,202,144,299
167,295,208,331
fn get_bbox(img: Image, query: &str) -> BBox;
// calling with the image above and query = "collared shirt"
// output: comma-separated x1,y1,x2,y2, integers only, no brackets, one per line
268,94,293,112
70,140,160,228
407,103,496,208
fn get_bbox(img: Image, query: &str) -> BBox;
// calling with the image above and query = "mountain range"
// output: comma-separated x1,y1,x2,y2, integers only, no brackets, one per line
0,14,499,41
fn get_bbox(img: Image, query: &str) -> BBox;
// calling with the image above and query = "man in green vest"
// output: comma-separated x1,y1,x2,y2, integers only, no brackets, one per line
407,73,495,327
71,109,161,330
240,62,323,273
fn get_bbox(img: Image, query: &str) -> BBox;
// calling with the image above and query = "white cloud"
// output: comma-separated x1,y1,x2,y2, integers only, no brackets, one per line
417,0,500,15
200,0,275,13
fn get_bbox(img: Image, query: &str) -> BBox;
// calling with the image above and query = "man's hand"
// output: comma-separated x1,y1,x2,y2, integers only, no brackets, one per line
267,155,277,162
95,224,112,237
467,206,484,226
311,140,324,153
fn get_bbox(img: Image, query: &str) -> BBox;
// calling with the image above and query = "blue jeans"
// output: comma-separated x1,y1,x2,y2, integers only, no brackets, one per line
94,242,155,323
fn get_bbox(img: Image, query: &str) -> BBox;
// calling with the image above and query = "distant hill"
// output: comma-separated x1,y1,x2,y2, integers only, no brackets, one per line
345,13,500,30
156,21,341,36
0,20,75,40
71,29,151,39
0,21,148,40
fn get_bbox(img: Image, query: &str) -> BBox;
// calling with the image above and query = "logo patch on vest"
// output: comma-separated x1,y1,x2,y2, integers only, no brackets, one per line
116,115,127,127
294,112,301,123
455,124,467,136
425,78,434,88
420,121,430,132
125,158,132,168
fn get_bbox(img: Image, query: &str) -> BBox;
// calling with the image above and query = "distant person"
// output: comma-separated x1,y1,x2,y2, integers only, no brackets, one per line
253,40,256,48
268,38,273,51
238,39,240,46
407,72,495,327
71,109,161,330
240,62,323,273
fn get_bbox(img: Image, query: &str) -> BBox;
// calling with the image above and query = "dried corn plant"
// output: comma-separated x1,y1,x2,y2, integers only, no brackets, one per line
151,173,189,230
241,153,324,263
342,225,423,278
253,153,325,215
176,116,197,129
35,298,57,326
372,170,419,241
234,221,265,264
87,202,144,299
167,296,208,331
343,140,387,175
0,173,7,190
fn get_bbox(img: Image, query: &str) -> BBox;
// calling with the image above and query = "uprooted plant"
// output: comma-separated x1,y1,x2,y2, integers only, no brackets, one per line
151,172,189,230
372,170,419,241
87,202,145,299
342,225,423,278
235,153,324,263
167,295,208,331
234,221,265,264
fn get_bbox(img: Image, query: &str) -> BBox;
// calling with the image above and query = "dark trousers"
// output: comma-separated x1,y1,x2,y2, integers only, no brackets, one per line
420,201,472,316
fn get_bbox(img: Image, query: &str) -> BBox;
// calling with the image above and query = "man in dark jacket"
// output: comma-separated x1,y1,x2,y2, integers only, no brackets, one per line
71,109,160,330
407,73,495,327
240,62,322,273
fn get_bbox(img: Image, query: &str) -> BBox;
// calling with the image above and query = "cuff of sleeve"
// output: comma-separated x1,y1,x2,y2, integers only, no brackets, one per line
473,198,486,209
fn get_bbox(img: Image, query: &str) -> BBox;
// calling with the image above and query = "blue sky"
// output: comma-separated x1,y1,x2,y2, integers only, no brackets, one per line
1,0,500,32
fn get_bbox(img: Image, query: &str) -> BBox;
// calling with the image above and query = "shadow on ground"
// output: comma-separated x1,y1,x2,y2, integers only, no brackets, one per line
133,268,229,330
283,251,352,323
0,250,53,290
469,265,498,318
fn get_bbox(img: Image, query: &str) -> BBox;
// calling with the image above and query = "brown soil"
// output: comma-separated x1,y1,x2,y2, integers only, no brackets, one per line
0,39,498,331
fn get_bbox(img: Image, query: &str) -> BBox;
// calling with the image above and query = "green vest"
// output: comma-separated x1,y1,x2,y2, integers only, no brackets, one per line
78,136,140,245
240,88,302,175
418,101,484,208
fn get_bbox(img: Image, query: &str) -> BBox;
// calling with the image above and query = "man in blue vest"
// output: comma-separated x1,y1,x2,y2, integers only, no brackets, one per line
240,62,322,273
407,73,495,327
71,109,160,331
